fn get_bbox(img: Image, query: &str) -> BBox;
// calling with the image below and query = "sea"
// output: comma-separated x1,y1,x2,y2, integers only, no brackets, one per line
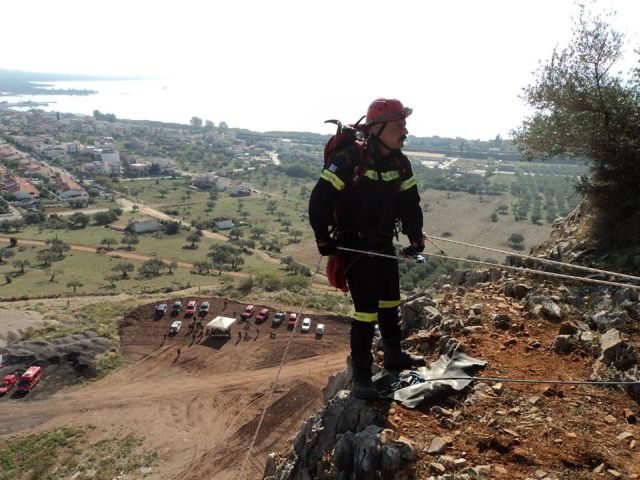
1,78,316,133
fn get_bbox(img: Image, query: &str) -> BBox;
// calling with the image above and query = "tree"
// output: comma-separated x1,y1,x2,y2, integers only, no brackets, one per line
167,260,178,274
228,228,243,241
139,258,166,277
37,249,57,266
508,233,525,249
100,237,117,250
13,259,30,274
94,210,118,226
112,262,135,278
49,269,62,282
67,279,83,293
121,234,139,250
513,4,640,246
0,247,15,263
208,244,243,273
164,221,181,235
186,233,201,249
290,229,303,242
45,238,70,259
193,260,211,275
190,116,203,128
490,212,499,222
69,212,89,229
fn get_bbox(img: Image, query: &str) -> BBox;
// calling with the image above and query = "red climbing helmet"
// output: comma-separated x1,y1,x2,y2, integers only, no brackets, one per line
365,98,412,126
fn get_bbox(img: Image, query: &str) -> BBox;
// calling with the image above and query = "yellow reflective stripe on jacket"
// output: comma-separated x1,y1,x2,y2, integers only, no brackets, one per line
379,299,401,308
354,311,378,322
399,175,417,191
364,170,379,181
363,170,401,182
320,169,345,191
381,170,400,182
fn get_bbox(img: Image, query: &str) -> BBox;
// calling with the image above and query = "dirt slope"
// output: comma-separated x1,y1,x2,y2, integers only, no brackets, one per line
0,298,351,479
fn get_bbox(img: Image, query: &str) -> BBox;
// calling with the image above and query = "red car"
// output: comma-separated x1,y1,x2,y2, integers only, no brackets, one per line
241,304,255,321
185,300,198,316
287,313,297,330
256,308,270,323
0,374,17,394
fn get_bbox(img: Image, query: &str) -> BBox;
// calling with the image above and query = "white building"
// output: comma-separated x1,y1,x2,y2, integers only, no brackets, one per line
128,217,162,233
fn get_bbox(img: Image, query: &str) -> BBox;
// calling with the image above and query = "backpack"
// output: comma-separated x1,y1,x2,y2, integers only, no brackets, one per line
323,117,368,184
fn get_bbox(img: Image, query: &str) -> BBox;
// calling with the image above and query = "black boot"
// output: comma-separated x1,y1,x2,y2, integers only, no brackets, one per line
350,355,379,400
382,338,425,370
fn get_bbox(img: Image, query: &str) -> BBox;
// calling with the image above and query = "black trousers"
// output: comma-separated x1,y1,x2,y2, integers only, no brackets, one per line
345,250,402,358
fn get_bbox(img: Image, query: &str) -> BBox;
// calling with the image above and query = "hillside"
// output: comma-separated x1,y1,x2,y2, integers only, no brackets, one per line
263,206,640,479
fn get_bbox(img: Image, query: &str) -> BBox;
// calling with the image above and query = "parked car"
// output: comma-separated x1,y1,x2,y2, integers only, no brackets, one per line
241,304,255,321
17,366,42,393
256,308,270,323
272,311,285,326
185,300,198,316
0,374,17,394
199,301,210,315
171,300,182,315
170,321,182,333
315,323,325,336
301,317,312,333
155,303,167,316
287,312,297,329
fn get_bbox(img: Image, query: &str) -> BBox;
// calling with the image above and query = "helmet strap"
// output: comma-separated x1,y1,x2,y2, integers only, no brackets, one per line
372,122,395,152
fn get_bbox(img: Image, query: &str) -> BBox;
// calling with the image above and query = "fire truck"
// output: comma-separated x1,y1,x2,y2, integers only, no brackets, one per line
17,366,43,393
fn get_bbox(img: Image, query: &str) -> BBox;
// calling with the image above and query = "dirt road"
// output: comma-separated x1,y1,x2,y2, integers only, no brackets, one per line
0,299,351,480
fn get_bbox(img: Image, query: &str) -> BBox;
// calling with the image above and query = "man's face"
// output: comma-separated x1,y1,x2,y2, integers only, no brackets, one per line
375,119,408,150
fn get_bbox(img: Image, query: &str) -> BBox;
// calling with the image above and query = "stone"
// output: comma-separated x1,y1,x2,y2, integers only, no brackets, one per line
381,444,403,478
535,470,548,479
332,432,355,472
463,326,485,335
551,335,573,354
426,436,448,455
617,431,634,441
599,329,636,370
557,321,579,336
467,316,483,326
491,313,511,330
453,458,467,470
526,339,542,350
430,462,446,474
470,304,483,314
593,463,605,474
353,425,384,476
263,454,277,478
541,299,562,320
439,455,456,470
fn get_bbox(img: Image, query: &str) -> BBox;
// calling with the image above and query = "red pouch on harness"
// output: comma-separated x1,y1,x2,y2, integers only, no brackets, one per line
327,255,349,292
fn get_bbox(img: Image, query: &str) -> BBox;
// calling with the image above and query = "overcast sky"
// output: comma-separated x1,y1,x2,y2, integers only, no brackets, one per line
3,0,639,139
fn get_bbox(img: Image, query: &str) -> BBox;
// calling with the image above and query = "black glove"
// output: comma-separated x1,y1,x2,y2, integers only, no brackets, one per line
316,238,338,256
410,236,425,253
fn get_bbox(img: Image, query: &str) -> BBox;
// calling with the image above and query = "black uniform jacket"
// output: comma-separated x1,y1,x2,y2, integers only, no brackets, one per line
309,142,423,251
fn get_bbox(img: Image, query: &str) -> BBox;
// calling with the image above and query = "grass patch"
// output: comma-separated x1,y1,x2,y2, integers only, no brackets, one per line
0,426,157,480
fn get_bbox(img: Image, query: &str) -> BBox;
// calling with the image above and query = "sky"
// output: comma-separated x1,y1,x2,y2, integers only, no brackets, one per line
3,0,639,139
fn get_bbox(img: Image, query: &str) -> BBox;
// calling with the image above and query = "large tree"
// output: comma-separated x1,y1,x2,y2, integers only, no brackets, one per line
513,5,640,247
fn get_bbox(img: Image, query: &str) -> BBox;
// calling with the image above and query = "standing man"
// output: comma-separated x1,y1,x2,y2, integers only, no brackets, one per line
309,98,425,400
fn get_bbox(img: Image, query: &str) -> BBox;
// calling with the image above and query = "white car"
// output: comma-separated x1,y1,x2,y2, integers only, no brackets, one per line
170,321,182,333
301,318,312,333
316,323,325,336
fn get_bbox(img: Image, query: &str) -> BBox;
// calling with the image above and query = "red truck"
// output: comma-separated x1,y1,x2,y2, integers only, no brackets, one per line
0,374,17,395
17,366,43,393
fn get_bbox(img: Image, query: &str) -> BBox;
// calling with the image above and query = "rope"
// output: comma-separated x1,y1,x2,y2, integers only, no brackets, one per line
426,234,640,283
416,376,640,386
237,255,324,480
337,247,640,291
